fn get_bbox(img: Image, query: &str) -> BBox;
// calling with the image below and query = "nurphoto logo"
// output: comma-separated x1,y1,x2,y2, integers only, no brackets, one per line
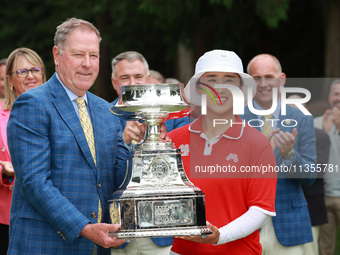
199,84,311,128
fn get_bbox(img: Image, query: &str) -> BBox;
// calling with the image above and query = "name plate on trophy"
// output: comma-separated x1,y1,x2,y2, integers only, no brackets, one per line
151,199,193,226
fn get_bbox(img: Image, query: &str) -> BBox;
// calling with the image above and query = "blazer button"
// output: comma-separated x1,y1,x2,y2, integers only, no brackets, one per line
2,147,5,152
91,212,97,218
97,183,101,188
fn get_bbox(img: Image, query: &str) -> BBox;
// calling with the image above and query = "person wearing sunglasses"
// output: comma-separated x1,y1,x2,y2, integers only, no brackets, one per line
0,47,46,255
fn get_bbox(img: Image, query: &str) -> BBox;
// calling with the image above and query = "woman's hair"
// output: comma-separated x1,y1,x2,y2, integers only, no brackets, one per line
3,47,46,110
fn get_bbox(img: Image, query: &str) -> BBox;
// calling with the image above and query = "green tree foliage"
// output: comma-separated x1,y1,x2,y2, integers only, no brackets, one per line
0,0,292,73
0,0,325,102
255,0,291,27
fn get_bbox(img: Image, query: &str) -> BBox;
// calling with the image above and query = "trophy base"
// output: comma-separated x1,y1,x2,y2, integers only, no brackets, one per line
109,193,211,239
109,131,211,240
110,226,212,239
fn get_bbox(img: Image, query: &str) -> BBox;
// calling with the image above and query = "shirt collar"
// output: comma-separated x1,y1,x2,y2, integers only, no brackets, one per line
55,72,88,103
253,100,281,119
189,115,244,140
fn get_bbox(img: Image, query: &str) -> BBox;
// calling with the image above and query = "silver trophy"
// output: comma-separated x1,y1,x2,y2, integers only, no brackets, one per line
109,84,212,239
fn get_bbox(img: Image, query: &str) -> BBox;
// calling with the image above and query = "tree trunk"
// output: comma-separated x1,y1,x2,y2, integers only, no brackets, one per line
95,11,117,102
176,30,214,85
176,43,194,85
323,0,340,98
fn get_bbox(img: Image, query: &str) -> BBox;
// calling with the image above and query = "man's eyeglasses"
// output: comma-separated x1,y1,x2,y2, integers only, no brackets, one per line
11,67,43,78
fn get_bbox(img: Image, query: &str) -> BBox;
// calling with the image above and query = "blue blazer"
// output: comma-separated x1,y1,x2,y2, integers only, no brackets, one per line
7,73,129,255
242,104,317,246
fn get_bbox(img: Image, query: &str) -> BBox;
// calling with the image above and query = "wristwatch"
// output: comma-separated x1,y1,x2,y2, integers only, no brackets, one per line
283,149,294,160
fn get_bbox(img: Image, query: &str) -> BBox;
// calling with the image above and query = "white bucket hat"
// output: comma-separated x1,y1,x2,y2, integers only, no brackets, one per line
184,49,256,106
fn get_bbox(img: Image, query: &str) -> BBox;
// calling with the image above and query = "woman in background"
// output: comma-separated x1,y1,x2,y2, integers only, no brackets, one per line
0,47,46,255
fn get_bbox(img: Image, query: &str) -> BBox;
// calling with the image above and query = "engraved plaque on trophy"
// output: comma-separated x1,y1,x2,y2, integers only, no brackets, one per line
109,84,212,239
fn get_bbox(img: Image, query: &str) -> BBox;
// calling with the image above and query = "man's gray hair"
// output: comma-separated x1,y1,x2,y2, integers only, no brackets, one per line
54,18,101,54
150,70,165,83
111,51,149,78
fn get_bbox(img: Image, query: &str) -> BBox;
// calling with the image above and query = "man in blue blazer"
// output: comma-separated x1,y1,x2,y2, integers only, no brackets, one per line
7,18,135,255
241,54,316,255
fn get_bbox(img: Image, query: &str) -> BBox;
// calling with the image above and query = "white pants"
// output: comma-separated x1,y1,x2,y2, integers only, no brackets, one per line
111,238,171,255
260,218,304,255
302,226,319,255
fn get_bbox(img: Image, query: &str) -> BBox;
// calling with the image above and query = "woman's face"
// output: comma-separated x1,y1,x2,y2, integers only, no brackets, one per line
197,72,242,117
7,56,44,97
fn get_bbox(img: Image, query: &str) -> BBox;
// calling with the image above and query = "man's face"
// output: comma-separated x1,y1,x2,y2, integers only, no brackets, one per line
111,59,149,96
0,64,5,98
329,83,340,110
53,29,100,97
248,56,286,110
197,72,242,117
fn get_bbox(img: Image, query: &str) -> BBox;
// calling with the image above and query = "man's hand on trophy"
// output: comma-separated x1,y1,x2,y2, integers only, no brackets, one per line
80,223,126,249
123,121,172,145
123,121,145,145
176,221,220,244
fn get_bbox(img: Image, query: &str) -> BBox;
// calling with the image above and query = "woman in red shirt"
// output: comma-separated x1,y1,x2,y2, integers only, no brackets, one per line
168,50,277,255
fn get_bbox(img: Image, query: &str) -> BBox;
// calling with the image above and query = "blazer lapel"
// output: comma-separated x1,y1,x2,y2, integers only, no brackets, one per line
49,74,97,173
244,106,280,159
243,107,261,132
87,93,108,178
276,106,294,133
274,107,295,162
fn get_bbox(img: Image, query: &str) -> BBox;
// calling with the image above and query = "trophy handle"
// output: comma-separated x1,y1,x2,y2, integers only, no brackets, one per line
133,121,148,147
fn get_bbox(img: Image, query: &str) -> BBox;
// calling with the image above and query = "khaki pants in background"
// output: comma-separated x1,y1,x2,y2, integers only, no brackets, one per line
111,238,171,255
303,226,319,255
319,196,340,255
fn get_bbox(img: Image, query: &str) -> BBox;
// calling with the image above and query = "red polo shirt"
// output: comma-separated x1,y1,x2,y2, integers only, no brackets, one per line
168,115,277,255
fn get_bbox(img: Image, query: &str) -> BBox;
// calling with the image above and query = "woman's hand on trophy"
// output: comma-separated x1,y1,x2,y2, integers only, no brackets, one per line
159,122,172,143
176,221,220,244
